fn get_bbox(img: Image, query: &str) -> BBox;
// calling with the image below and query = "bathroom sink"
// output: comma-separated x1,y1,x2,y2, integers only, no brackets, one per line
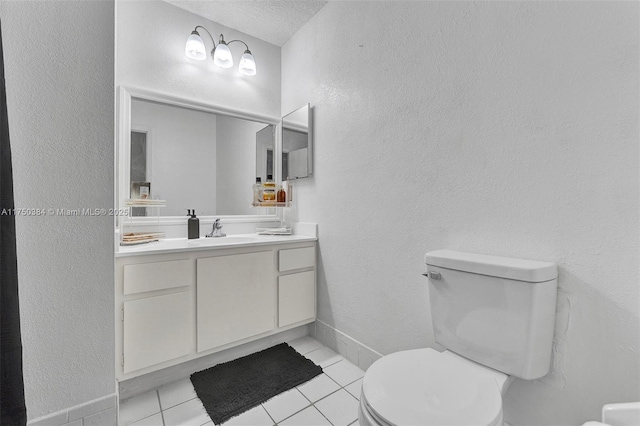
187,236,262,246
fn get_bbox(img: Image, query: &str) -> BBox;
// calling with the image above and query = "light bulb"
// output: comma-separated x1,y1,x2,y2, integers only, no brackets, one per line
213,43,233,68
185,31,206,60
238,50,256,76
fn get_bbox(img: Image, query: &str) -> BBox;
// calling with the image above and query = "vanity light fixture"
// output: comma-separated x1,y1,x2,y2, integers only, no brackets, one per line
185,26,257,76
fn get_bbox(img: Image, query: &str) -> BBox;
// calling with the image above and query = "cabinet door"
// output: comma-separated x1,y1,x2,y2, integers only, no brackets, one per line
278,271,316,328
197,251,275,352
123,291,193,373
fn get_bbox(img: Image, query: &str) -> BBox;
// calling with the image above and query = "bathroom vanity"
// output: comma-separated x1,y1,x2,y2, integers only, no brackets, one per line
115,235,317,380
114,87,317,381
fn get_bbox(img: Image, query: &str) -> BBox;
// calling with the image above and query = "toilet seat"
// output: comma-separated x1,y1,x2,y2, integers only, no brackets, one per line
361,348,505,426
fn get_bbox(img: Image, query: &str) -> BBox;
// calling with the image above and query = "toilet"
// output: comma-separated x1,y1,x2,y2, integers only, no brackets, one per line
359,249,558,426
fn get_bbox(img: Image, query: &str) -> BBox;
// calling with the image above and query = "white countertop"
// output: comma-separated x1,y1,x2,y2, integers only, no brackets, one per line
116,234,317,257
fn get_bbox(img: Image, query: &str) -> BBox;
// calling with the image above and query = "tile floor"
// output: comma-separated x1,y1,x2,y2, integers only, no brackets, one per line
119,337,364,426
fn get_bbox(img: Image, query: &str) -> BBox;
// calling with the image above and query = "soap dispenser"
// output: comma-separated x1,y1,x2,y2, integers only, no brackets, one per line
187,209,199,239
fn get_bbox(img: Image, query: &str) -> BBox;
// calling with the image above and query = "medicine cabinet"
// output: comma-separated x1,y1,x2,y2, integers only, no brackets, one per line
282,104,312,180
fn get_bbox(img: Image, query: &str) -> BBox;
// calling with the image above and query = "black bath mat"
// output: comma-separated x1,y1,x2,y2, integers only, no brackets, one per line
190,343,322,424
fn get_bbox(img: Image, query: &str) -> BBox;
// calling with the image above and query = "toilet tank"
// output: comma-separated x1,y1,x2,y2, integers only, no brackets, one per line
425,250,558,380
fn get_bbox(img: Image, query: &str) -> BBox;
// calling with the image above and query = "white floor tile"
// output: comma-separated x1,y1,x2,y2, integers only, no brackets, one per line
84,407,116,426
304,347,343,368
163,398,211,426
297,374,340,403
288,337,324,355
323,360,364,387
119,390,161,425
129,412,164,426
159,378,198,410
344,378,362,401
279,406,332,426
223,405,274,425
261,388,310,423
314,389,359,426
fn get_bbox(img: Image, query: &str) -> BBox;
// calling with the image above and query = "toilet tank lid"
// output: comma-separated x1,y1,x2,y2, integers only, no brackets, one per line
425,250,557,282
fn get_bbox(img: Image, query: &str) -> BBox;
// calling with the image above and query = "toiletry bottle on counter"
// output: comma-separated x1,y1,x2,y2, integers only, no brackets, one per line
277,184,286,203
253,177,263,206
262,175,276,205
187,209,199,239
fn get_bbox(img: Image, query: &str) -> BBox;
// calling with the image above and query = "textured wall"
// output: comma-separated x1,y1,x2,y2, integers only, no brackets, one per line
0,0,115,420
282,1,639,424
117,0,281,120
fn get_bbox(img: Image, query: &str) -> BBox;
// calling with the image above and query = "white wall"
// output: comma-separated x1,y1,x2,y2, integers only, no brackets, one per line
131,99,217,216
216,115,267,215
282,2,639,425
117,0,280,120
0,0,115,421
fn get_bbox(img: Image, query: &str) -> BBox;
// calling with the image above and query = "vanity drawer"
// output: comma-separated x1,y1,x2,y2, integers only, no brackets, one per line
124,259,193,295
279,247,315,272
278,271,316,327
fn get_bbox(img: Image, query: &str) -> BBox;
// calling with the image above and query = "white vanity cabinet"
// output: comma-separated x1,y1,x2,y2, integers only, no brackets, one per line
115,239,316,380
278,247,316,327
196,251,275,352
123,291,193,373
120,259,194,374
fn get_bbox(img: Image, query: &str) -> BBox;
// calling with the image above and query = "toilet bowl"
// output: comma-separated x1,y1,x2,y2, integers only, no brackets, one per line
359,250,558,426
358,348,511,426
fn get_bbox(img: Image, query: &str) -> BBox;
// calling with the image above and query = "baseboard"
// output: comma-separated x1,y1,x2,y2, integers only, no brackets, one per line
310,319,383,371
28,393,117,426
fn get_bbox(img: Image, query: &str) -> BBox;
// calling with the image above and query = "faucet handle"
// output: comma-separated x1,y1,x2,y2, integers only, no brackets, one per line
206,218,225,237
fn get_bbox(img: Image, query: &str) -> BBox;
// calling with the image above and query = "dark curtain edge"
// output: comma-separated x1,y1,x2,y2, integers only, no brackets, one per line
0,16,28,425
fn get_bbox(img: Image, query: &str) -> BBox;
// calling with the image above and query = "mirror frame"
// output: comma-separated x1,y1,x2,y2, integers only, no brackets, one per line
282,104,312,180
116,86,281,226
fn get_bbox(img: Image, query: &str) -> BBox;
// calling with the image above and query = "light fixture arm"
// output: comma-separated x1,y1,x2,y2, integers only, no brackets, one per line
226,39,251,52
193,25,216,49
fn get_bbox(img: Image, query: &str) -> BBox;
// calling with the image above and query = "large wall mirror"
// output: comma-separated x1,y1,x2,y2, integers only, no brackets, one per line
117,87,280,221
255,125,275,183
282,104,312,180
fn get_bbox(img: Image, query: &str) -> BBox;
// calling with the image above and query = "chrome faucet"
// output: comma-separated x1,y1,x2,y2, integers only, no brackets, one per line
206,218,226,238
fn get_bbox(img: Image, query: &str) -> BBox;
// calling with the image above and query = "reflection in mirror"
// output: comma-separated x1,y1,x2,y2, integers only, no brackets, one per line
282,104,312,180
129,98,272,216
130,130,148,217
255,125,275,183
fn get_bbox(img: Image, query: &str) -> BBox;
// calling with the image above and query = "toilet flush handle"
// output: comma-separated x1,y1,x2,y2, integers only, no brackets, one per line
422,271,441,280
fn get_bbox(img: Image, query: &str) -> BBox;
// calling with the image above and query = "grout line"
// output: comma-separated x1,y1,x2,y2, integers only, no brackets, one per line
156,389,163,411
314,404,335,426
319,357,344,369
156,390,166,426
156,389,166,426
323,371,343,389
271,389,313,425
298,386,314,405
261,401,278,426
